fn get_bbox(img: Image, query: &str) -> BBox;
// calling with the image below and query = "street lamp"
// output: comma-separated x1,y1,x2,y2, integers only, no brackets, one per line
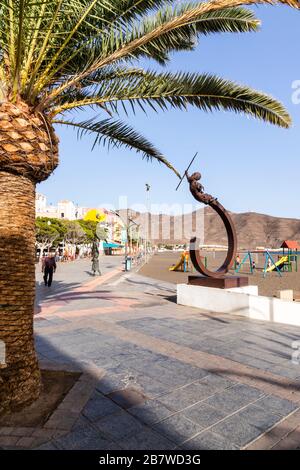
110,209,138,271
145,183,151,263
47,220,51,255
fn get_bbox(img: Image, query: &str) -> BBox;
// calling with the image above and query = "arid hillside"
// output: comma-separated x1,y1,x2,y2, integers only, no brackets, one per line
120,208,300,248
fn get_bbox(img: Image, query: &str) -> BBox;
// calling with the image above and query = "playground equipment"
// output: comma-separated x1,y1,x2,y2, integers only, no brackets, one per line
169,252,209,273
235,246,298,277
169,252,189,272
266,256,288,273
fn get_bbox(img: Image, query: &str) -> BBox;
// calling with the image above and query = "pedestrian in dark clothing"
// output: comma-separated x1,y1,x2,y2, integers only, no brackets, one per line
42,254,57,287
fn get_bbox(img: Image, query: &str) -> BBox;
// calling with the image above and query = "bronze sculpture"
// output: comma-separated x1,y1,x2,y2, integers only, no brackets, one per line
187,171,248,288
91,239,101,276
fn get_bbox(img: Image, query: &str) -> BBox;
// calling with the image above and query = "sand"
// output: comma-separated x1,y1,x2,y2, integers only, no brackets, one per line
139,251,300,299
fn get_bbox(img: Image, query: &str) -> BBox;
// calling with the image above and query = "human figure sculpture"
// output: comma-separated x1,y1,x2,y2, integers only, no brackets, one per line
91,239,101,276
186,169,238,280
186,171,217,206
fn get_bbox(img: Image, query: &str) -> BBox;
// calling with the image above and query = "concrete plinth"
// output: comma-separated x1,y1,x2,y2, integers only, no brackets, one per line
177,283,300,327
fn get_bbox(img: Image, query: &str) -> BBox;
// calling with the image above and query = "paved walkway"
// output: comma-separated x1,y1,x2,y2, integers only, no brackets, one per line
1,259,300,450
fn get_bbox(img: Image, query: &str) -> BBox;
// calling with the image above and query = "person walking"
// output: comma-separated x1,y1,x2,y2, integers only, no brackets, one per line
42,254,57,287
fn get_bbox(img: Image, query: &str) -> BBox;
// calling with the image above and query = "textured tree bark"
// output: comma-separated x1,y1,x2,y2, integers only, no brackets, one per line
0,172,41,413
0,101,59,414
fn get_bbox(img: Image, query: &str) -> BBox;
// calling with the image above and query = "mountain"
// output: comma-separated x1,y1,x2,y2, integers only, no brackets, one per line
119,208,300,249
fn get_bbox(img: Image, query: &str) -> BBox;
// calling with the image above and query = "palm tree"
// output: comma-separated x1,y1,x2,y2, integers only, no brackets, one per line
0,0,298,414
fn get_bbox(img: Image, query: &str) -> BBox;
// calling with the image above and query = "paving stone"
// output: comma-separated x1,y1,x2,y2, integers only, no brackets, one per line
34,441,60,450
236,404,283,431
267,365,300,380
96,373,133,394
159,359,209,381
54,425,119,450
131,374,169,398
204,385,264,414
82,394,121,422
94,410,144,440
0,427,14,436
159,382,219,412
33,263,300,450
72,415,95,431
140,364,189,387
107,387,147,409
152,414,202,445
183,403,227,428
198,373,236,391
44,411,79,431
128,400,175,425
118,428,175,450
254,395,298,417
211,414,263,447
16,437,38,448
10,427,36,437
0,436,19,447
181,431,238,450
29,429,57,445
230,383,265,401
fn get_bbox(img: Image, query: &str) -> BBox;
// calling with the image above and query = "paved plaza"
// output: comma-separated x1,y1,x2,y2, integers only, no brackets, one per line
1,257,300,450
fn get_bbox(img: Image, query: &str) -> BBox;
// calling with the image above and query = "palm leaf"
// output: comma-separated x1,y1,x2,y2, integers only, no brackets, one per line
54,116,181,178
53,71,291,128
37,0,299,107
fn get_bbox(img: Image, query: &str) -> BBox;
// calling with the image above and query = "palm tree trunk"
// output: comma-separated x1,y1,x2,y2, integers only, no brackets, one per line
0,171,41,414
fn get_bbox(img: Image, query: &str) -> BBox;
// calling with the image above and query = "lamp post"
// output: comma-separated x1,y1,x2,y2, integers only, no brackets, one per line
47,220,51,256
110,209,138,272
145,183,151,263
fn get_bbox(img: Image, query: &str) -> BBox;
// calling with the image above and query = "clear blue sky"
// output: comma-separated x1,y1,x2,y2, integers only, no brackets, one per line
38,5,300,219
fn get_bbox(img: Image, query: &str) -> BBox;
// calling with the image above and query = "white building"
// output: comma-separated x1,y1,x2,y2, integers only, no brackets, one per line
35,195,123,240
35,193,47,213
57,200,77,220
36,193,77,220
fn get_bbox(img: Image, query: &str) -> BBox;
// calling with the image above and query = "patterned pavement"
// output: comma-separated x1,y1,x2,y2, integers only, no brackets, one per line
1,258,300,450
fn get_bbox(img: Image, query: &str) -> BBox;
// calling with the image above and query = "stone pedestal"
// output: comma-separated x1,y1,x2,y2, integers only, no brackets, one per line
176,283,300,327
188,275,249,289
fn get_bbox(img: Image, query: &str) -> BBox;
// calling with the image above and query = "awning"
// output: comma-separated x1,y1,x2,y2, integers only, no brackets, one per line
103,242,124,248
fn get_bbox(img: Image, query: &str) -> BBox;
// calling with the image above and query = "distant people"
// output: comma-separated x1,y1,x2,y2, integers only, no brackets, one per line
42,254,57,287
236,254,241,269
267,258,273,269
252,260,256,271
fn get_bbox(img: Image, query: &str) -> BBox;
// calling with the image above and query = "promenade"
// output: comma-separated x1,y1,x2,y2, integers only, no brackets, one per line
1,257,300,450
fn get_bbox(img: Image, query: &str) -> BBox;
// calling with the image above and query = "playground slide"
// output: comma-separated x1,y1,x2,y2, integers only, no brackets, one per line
266,256,288,272
169,255,184,271
169,253,189,272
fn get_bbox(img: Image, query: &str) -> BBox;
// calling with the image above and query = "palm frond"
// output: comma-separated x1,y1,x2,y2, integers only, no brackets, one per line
0,0,297,176
53,71,291,128
54,116,181,177
33,3,261,101
37,0,299,107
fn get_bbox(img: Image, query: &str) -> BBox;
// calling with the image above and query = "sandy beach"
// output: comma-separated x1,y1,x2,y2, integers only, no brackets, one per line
139,251,300,299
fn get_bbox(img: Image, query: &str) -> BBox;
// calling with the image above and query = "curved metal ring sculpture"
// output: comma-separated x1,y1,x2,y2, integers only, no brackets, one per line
187,172,237,279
